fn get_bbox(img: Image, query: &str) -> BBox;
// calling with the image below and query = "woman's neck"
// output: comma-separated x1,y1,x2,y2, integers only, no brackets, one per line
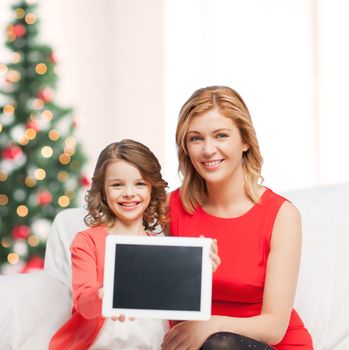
203,171,253,217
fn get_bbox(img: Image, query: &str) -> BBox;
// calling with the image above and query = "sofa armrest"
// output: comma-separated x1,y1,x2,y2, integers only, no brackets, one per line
0,271,71,350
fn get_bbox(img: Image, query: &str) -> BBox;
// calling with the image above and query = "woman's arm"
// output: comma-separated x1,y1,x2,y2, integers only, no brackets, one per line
161,201,302,349
71,233,103,320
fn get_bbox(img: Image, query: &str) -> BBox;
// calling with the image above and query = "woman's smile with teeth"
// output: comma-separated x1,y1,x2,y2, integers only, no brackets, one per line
202,159,223,167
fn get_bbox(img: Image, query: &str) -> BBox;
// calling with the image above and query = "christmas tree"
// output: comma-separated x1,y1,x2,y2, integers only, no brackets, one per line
0,0,88,274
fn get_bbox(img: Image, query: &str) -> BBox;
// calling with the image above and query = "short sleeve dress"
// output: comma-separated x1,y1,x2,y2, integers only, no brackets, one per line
169,188,313,350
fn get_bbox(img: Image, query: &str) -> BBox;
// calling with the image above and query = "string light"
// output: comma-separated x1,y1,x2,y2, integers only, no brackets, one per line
0,64,8,75
0,171,8,182
59,152,71,165
48,129,60,141
3,104,15,116
7,25,16,42
27,235,40,247
58,195,70,207
66,190,75,199
41,110,53,121
15,8,26,19
18,137,29,145
0,194,9,206
25,176,37,187
64,146,75,156
41,146,53,158
65,136,77,147
34,168,46,180
1,238,11,248
25,13,37,25
12,52,21,64
25,127,36,140
32,98,44,110
7,253,19,265
69,160,80,171
7,70,21,83
35,63,47,75
17,205,29,217
57,171,69,182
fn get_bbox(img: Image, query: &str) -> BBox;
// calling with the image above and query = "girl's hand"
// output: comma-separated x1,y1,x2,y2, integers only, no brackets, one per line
161,319,218,350
98,287,134,322
98,287,104,300
111,314,135,322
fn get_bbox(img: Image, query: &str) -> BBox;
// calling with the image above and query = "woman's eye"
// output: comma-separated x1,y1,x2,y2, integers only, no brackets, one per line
216,133,228,139
188,135,202,142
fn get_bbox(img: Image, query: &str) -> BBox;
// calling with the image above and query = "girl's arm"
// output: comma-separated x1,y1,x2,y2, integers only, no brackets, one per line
161,201,302,349
71,233,102,320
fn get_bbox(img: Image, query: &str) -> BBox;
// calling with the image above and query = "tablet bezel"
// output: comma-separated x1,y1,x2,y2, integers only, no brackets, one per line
102,235,212,320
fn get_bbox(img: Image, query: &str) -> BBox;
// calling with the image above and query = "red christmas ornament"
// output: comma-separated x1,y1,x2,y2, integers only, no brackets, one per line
26,119,39,131
37,190,53,206
48,51,57,64
11,225,30,240
80,175,91,187
37,87,53,103
2,145,23,160
20,256,44,274
13,24,26,38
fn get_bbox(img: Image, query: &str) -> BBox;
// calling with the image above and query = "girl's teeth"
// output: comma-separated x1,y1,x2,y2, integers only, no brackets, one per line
121,202,138,207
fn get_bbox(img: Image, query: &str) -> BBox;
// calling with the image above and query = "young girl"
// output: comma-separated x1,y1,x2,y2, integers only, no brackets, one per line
49,139,171,350
162,86,313,350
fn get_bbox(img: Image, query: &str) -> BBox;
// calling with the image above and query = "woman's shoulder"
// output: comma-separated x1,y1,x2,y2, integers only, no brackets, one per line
261,186,288,205
166,188,181,206
262,187,300,220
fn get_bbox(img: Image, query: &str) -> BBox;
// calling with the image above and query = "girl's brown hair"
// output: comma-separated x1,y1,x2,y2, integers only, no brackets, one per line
84,139,168,231
176,86,263,213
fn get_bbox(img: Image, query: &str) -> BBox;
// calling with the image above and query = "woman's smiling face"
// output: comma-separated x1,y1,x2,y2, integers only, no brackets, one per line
186,108,248,186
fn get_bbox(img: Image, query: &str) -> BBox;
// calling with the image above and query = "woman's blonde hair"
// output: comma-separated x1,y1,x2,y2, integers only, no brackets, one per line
176,86,263,213
84,139,168,231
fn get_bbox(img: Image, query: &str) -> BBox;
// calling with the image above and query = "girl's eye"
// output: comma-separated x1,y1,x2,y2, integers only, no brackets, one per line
136,182,147,187
111,183,122,188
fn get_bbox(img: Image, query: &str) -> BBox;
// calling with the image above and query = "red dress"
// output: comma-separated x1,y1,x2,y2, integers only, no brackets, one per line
169,188,313,349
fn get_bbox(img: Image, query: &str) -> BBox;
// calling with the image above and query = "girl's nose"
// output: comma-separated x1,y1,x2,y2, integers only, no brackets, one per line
122,186,135,197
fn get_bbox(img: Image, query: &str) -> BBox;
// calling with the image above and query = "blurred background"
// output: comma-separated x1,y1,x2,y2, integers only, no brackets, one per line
1,0,349,272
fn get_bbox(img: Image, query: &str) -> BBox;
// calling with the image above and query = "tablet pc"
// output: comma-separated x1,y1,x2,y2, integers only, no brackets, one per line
102,235,212,320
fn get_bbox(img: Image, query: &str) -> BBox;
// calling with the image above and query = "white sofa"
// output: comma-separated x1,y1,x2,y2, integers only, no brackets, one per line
0,183,349,350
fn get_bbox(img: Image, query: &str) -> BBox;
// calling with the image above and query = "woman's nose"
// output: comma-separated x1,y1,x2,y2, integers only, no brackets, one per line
201,139,216,157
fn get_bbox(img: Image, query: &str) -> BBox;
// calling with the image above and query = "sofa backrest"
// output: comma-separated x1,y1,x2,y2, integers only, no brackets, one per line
285,183,349,350
44,208,87,289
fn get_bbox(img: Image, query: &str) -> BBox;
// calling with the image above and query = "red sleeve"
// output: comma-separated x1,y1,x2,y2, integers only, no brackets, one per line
70,231,103,320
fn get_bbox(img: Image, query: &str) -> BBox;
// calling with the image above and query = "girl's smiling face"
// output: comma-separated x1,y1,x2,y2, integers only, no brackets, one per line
104,160,151,227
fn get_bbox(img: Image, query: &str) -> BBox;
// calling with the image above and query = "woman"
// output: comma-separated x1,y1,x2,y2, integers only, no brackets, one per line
162,86,313,350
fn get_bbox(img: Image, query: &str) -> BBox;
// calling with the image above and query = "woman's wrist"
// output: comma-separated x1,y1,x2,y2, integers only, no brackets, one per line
209,315,224,334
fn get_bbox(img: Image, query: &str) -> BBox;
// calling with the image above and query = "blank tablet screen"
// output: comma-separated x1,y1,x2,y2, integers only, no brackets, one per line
113,244,202,311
